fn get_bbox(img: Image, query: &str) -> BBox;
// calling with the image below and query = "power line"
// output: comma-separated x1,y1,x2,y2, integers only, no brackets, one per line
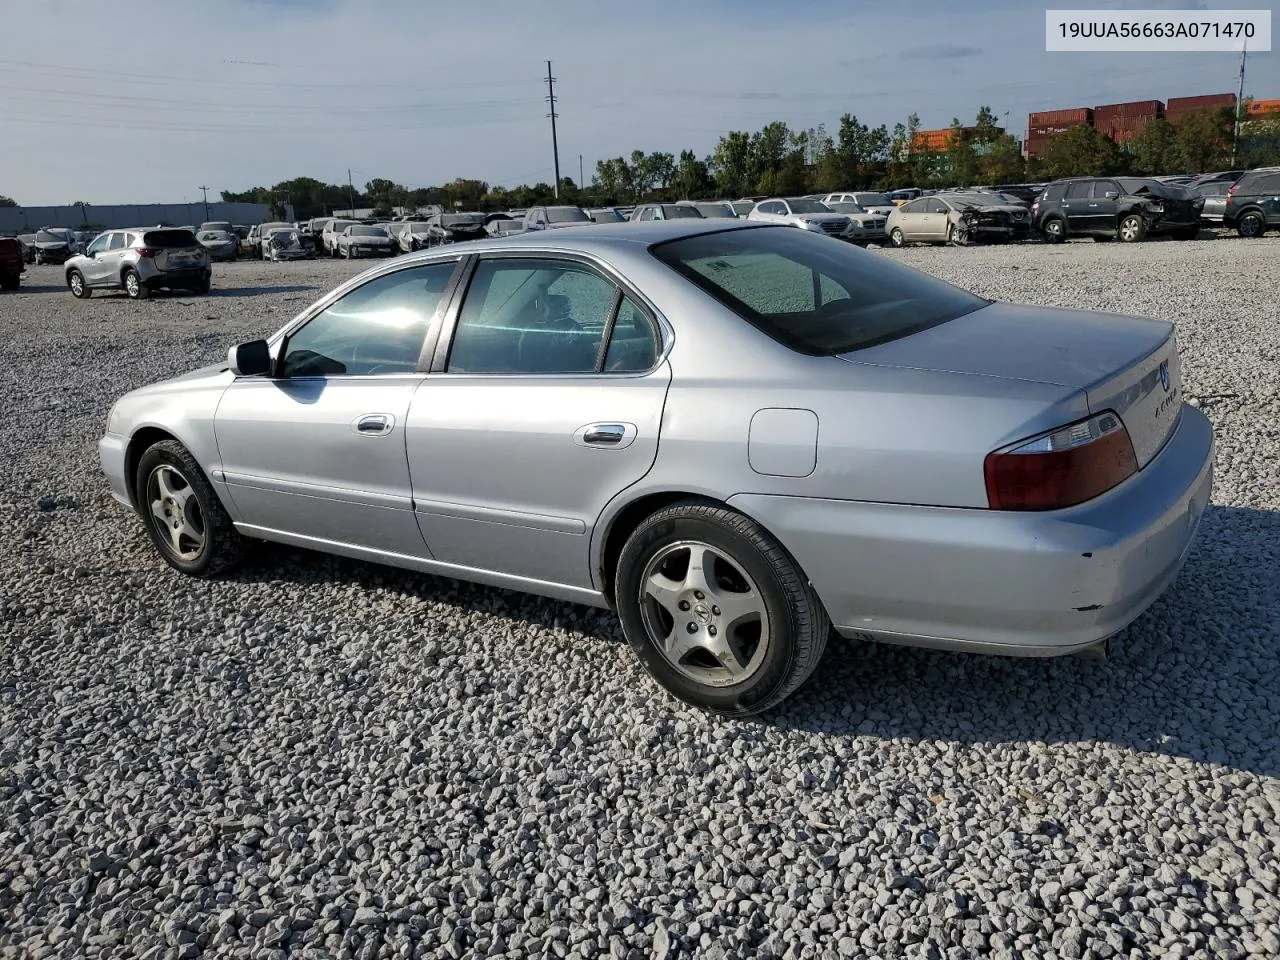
545,61,561,200
198,185,210,222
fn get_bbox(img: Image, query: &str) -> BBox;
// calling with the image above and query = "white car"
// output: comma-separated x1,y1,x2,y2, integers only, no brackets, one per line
336,225,395,259
322,219,359,257
746,198,850,238
823,192,898,218
824,202,889,244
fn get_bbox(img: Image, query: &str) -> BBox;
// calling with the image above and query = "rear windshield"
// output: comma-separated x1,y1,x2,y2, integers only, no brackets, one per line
349,226,387,237
547,207,590,223
35,231,69,243
651,226,987,356
664,205,703,219
143,230,199,247
693,203,735,218
786,199,831,214
198,231,232,241
441,215,483,226
855,193,892,206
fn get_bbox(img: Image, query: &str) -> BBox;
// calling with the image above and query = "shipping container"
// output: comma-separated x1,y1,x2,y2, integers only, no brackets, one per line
1247,99,1280,116
1028,107,1093,127
1028,123,1084,137
1165,93,1236,114
1094,100,1163,131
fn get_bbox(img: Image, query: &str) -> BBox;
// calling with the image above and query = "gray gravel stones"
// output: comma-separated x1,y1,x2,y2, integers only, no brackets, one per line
2,243,1280,959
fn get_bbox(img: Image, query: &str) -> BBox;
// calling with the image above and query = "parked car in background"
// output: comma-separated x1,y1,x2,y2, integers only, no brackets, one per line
1222,167,1280,238
264,228,310,261
197,229,239,262
99,220,1212,716
16,234,37,263
394,221,435,251
32,228,81,264
322,219,359,257
0,236,26,290
1033,178,1204,243
746,198,850,238
889,188,923,205
678,201,739,219
523,206,592,230
587,207,628,223
486,219,526,238
336,225,396,259
198,221,233,235
65,227,211,299
424,213,488,245
630,204,704,222
824,202,889,243
823,192,897,218
886,193,1030,247
1193,179,1232,223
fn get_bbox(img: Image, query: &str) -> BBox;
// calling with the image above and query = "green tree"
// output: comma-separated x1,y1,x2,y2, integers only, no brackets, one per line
979,134,1026,184
0,195,16,207
945,117,977,186
673,150,713,199
1131,118,1183,175
750,121,792,192
712,131,754,197
971,105,1002,147
905,113,923,183
1039,124,1124,178
1175,107,1233,173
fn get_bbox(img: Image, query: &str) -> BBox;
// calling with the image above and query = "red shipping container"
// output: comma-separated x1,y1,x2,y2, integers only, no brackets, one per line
1028,107,1092,127
1094,100,1163,131
1166,93,1235,114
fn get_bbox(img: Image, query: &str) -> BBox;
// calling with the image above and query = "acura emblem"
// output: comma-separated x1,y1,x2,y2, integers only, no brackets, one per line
1158,360,1170,392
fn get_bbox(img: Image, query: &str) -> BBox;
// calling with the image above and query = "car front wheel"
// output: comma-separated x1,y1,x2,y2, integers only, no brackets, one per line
135,439,243,577
888,227,905,248
67,269,91,299
615,499,830,716
1118,214,1147,243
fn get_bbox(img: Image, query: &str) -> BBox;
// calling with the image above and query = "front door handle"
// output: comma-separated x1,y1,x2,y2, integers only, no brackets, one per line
353,413,394,436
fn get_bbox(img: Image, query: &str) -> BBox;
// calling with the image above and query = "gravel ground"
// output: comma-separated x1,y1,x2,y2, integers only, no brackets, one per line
2,239,1279,960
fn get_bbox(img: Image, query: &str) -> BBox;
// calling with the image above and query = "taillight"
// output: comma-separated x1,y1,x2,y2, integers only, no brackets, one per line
984,412,1138,511
1226,183,1238,195
134,246,161,258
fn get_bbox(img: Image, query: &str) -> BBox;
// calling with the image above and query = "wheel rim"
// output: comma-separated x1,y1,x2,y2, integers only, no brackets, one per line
1120,217,1140,241
1045,220,1062,238
890,229,903,247
70,273,83,295
146,465,205,561
1241,216,1260,237
126,272,139,296
638,540,771,688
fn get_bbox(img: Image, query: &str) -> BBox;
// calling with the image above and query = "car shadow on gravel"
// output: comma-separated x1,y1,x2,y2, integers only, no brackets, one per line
9,283,67,294
207,285,320,297
222,505,1279,778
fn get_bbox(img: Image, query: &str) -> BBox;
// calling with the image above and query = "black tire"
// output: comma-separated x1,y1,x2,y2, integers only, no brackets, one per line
123,268,149,300
1040,217,1065,243
192,277,211,295
1237,211,1266,238
135,439,243,578
0,275,19,291
67,269,91,298
947,222,969,247
614,499,830,717
1117,213,1147,243
888,227,905,248
1171,227,1200,241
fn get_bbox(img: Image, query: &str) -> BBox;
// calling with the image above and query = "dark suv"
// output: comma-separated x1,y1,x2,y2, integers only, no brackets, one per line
1222,167,1280,238
1032,177,1204,243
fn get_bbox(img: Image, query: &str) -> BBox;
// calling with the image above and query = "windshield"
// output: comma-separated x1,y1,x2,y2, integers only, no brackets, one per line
786,199,832,214
329,220,356,232
855,193,892,206
199,231,232,241
35,231,68,243
665,205,703,219
729,201,755,216
441,214,483,226
828,202,867,215
547,207,590,223
589,209,625,222
410,222,433,233
693,203,735,218
651,226,986,356
349,226,387,237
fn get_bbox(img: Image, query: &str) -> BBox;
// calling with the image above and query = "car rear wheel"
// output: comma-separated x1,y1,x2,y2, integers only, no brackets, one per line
1118,214,1147,243
123,268,149,300
615,499,830,716
1041,218,1065,243
888,227,905,248
67,269,91,299
136,439,244,577
1238,212,1266,238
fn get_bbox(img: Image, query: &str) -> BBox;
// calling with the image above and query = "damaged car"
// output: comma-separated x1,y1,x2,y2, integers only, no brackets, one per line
198,229,240,262
424,212,488,245
886,193,1030,247
263,228,310,262
1033,178,1204,243
31,227,82,264
336,224,396,259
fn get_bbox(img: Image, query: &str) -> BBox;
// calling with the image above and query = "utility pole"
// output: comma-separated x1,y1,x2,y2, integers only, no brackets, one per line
579,154,584,190
198,185,210,222
347,168,355,217
545,61,561,200
1232,42,1247,167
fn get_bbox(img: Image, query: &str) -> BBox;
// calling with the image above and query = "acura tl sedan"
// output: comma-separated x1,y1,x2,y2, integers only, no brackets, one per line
100,221,1213,716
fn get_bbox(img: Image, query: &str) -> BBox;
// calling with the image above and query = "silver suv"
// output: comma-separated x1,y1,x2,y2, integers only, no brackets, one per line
65,228,211,300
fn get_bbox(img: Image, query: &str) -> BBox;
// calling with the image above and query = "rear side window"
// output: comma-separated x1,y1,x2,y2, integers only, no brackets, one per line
652,226,986,356
1250,173,1280,193
143,230,198,248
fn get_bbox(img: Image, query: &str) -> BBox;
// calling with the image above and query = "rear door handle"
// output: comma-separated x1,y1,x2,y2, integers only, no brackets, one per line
574,422,637,449
353,413,394,436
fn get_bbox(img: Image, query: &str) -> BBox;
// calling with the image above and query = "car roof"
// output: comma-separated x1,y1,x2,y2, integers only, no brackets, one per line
402,219,773,258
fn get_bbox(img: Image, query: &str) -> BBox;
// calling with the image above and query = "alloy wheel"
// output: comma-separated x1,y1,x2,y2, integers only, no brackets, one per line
146,464,206,561
69,273,84,297
125,272,141,297
638,540,771,688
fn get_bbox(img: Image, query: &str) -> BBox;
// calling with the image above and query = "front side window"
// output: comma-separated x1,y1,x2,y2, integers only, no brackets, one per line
925,198,948,214
1065,182,1091,200
280,261,458,377
447,259,617,374
652,226,986,356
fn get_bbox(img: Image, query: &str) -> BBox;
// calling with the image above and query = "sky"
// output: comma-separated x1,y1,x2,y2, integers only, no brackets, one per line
2,0,1275,205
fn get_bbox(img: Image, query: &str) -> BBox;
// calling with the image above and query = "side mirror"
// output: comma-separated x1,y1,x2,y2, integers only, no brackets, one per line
1105,191,1119,200
228,339,272,377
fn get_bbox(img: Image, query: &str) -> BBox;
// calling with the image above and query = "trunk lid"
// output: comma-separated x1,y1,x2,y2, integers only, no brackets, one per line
839,302,1181,467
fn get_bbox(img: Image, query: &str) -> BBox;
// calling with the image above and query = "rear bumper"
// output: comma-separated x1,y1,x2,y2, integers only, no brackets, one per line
729,404,1214,655
144,268,211,289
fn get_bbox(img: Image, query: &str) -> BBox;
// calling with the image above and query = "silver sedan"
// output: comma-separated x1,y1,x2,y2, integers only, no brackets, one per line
100,221,1213,715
